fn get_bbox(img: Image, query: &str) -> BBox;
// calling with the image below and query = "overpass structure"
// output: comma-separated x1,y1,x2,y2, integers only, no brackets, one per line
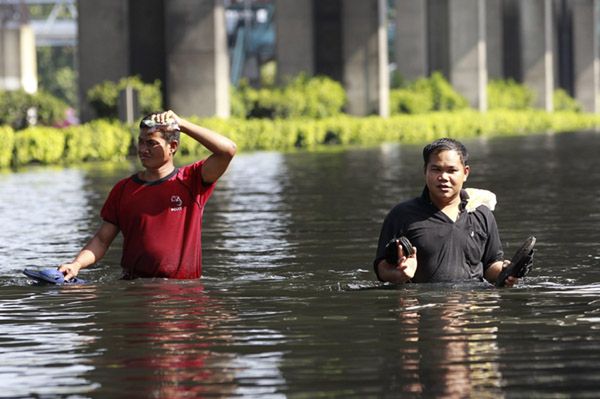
0,0,76,93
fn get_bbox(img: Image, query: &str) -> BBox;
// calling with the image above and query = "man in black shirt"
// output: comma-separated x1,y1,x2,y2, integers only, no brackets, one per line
374,138,517,286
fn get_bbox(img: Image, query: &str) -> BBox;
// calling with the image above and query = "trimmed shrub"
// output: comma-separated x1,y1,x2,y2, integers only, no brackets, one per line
14,127,66,164
30,90,70,127
231,74,346,119
4,110,600,166
487,79,535,110
390,89,433,114
174,111,600,156
390,72,469,114
0,126,15,168
0,90,30,129
87,75,163,119
0,90,68,130
553,88,582,112
63,120,131,163
87,120,132,161
429,72,469,111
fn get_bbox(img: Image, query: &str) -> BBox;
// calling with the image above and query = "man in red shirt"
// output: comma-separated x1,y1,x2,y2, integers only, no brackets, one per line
59,110,236,279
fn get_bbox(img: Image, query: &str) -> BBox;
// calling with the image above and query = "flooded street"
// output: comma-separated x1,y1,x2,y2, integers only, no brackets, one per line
1,131,600,397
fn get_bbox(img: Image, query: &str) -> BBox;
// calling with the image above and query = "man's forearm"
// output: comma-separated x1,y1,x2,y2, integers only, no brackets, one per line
72,236,111,269
484,260,505,282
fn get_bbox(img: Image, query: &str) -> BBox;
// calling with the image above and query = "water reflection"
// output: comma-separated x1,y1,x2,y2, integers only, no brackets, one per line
0,285,101,397
376,288,504,397
84,280,285,398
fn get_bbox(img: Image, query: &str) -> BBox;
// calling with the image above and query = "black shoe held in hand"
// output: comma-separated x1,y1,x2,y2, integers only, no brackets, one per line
496,236,536,287
384,236,415,265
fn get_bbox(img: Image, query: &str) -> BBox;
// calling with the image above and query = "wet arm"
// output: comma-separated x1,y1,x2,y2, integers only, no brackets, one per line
59,221,119,280
177,117,237,184
485,260,517,287
375,246,418,284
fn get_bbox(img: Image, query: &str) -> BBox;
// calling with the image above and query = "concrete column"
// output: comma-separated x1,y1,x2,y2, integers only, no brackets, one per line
342,0,389,116
486,0,503,79
394,0,427,81
519,0,554,111
427,0,450,77
449,0,488,111
377,0,389,117
275,0,314,82
77,0,130,121
572,0,599,113
0,23,37,93
165,0,229,118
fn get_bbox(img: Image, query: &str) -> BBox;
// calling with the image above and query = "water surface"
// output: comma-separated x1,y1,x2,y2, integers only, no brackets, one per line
1,131,600,397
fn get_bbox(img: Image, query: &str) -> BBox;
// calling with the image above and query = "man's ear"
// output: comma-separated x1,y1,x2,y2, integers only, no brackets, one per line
170,140,179,154
463,165,470,181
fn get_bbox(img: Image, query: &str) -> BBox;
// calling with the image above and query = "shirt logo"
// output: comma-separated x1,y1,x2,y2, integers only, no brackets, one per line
170,195,183,211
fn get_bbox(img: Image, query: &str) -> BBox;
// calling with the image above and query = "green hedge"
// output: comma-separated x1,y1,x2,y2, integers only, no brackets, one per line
393,75,584,114
0,126,15,168
232,74,346,119
390,72,470,115
2,110,600,168
5,121,130,167
487,79,535,110
189,110,600,154
14,126,66,165
64,120,132,162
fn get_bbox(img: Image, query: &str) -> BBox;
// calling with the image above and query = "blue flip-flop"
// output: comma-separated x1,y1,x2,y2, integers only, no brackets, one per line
23,268,86,285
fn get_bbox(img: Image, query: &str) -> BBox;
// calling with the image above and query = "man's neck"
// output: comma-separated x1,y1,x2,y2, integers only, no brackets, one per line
431,196,462,222
141,163,175,182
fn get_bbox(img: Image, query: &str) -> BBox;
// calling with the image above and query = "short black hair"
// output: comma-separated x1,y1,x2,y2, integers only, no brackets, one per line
139,112,180,144
422,138,469,168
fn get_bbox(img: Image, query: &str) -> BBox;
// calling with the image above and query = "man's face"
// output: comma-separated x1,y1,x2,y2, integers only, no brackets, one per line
137,129,172,168
425,149,470,206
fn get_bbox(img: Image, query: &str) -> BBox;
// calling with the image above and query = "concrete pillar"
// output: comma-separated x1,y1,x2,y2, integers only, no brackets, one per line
502,0,521,81
377,0,390,117
486,0,503,79
449,0,488,111
342,0,389,116
0,23,37,93
519,0,554,111
427,0,450,77
275,0,314,82
165,0,230,118
394,0,427,81
77,0,130,121
314,0,343,82
572,0,599,113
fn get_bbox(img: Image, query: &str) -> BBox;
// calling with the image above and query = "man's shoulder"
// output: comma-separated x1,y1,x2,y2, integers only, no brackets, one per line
389,196,425,213
177,159,207,177
110,175,134,191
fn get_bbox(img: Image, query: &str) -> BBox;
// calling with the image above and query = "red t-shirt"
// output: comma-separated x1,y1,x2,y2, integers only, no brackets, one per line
100,161,216,279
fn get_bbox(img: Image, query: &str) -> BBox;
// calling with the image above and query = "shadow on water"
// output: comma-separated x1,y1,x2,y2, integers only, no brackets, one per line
1,131,600,397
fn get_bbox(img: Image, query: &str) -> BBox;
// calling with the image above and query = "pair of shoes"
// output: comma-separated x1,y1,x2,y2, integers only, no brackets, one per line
23,268,86,285
496,236,536,287
384,236,415,265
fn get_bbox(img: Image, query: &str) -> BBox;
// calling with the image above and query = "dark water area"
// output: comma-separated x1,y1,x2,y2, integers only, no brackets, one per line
1,131,600,398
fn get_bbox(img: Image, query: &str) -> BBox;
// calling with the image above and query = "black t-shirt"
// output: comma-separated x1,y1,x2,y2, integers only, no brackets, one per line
374,188,504,283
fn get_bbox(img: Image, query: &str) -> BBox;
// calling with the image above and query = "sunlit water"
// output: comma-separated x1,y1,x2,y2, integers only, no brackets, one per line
1,131,600,398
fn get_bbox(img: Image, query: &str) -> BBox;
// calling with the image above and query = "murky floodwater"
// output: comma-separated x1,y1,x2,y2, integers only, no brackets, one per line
1,131,600,398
